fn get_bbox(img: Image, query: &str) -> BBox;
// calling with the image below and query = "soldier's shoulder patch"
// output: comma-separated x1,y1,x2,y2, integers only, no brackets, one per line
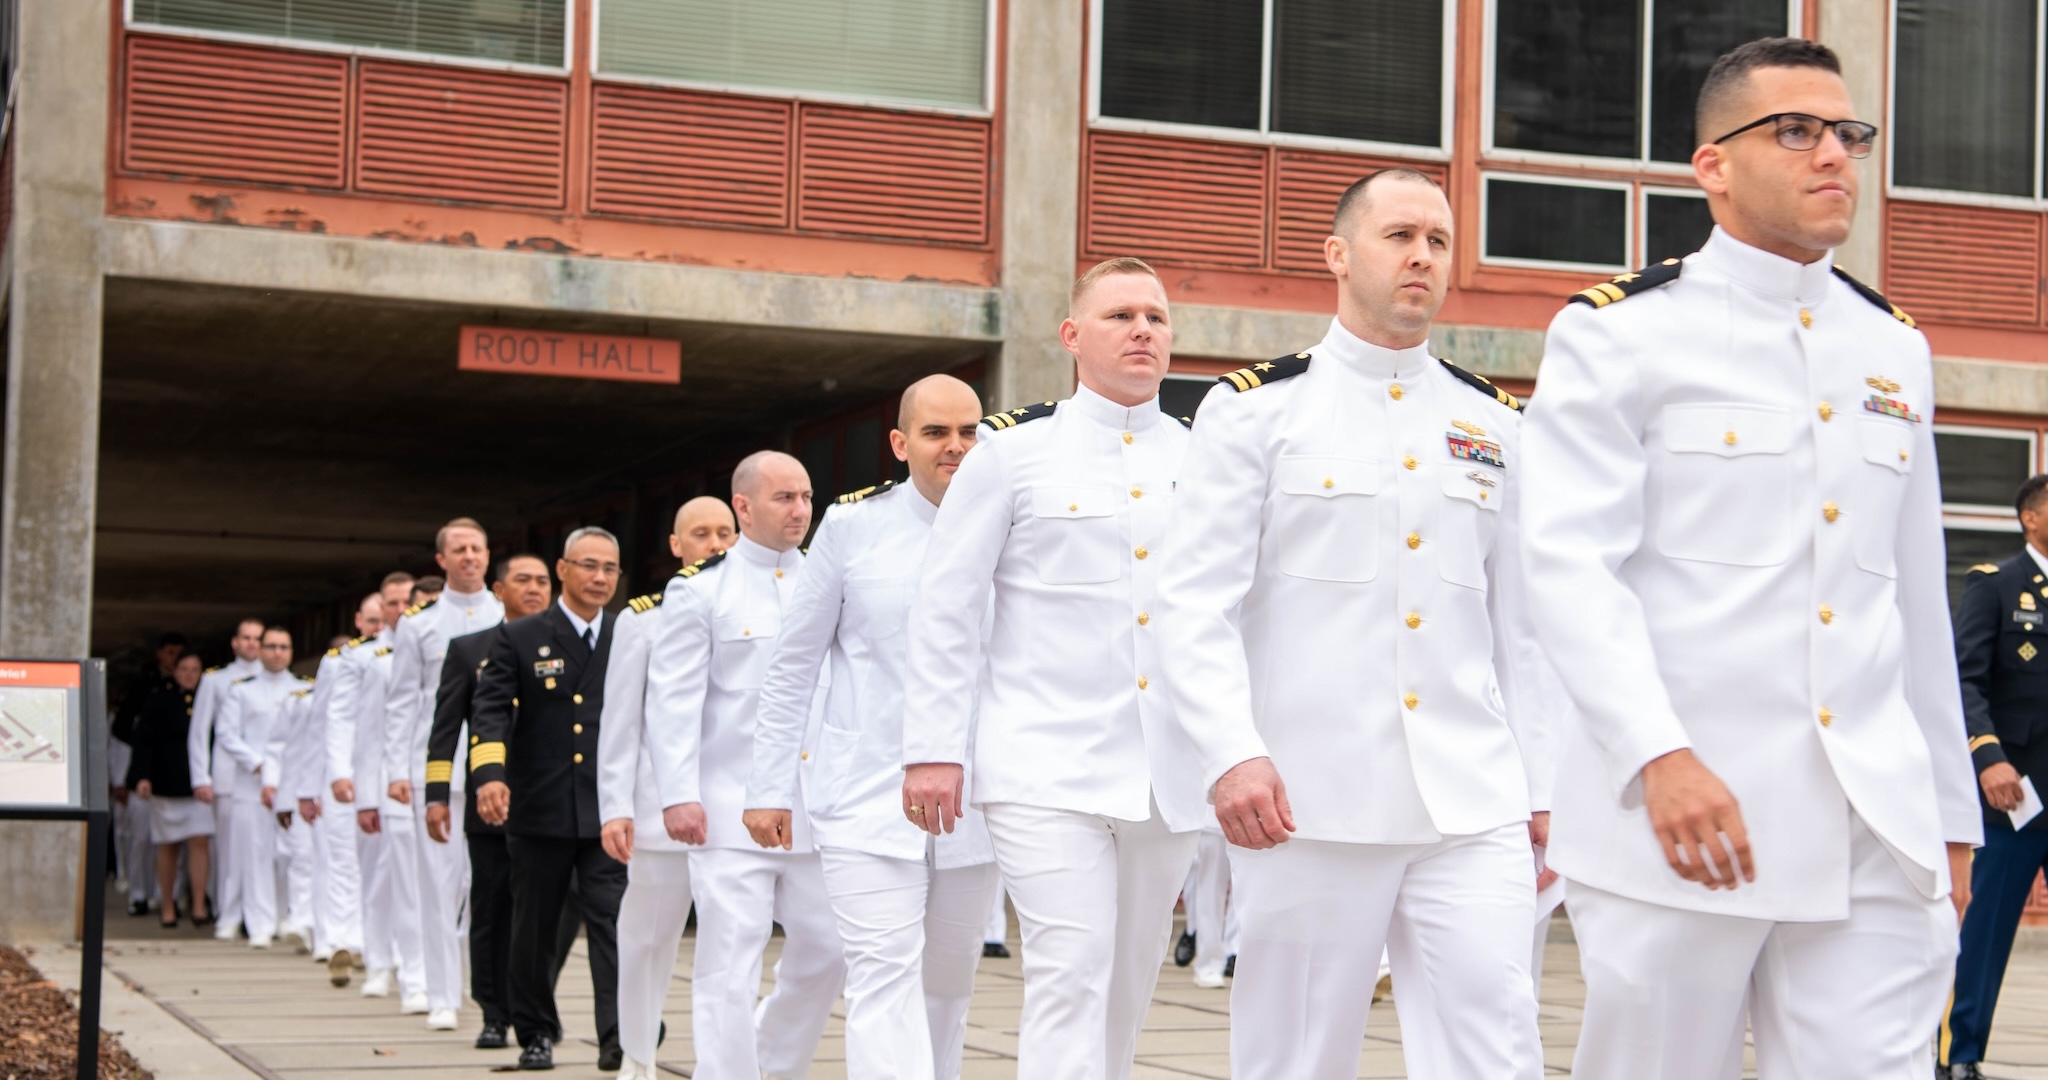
325,647,341,658
627,592,665,614
1970,563,2002,575
204,665,222,674
1438,359,1523,412
983,401,1058,431
1568,259,1683,309
1220,352,1313,392
345,635,370,649
404,597,438,617
676,551,727,579
232,675,256,684
1831,266,1917,329
836,479,898,505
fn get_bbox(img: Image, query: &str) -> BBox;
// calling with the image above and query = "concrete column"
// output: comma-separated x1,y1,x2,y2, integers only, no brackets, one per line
0,0,110,944
1819,0,1886,282
990,0,1082,410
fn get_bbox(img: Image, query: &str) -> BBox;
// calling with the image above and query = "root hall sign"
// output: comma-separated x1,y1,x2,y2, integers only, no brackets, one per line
459,326,681,384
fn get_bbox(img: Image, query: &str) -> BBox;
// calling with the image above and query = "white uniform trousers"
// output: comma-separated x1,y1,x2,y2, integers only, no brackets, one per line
228,794,280,942
982,801,1199,1080
279,813,316,935
1569,816,1955,1080
818,848,998,1080
687,847,847,1080
1183,830,1231,981
402,806,468,1011
316,791,364,954
120,794,155,903
381,808,429,999
357,825,395,974
213,792,245,935
1229,825,1542,1080
616,849,692,1066
984,887,1007,945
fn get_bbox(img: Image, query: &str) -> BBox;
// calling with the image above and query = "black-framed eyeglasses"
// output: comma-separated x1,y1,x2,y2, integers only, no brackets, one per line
565,559,621,576
1711,113,1877,158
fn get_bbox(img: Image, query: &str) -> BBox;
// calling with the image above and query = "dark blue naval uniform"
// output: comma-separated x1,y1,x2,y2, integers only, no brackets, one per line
1943,550,2048,1068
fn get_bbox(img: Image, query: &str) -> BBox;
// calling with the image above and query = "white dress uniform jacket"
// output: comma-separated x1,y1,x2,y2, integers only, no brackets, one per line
597,595,685,853
218,668,311,798
1523,228,1982,921
646,534,810,850
325,636,393,808
903,386,1207,830
385,589,504,793
266,649,344,800
748,481,995,867
1160,321,1554,842
187,656,260,790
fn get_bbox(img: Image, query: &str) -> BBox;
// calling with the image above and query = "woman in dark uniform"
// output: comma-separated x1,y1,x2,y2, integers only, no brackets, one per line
126,653,215,928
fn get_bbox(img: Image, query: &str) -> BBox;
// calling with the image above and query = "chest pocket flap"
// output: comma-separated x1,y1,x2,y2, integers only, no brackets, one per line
715,615,780,644
1439,465,1501,510
1030,485,1120,519
1277,456,1380,498
1661,404,1794,457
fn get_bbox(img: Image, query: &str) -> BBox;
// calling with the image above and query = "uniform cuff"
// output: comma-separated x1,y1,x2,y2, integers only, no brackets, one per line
1972,736,2010,773
424,782,451,805
469,740,507,789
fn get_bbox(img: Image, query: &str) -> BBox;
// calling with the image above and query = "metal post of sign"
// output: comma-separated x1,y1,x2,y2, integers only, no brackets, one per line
77,805,106,1080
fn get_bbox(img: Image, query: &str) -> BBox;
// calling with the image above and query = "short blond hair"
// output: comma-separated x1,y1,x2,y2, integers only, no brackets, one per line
435,516,486,554
1070,257,1162,312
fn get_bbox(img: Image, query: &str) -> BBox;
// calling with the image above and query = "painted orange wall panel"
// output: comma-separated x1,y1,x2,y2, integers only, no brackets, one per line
123,35,348,189
108,176,999,285
589,85,792,228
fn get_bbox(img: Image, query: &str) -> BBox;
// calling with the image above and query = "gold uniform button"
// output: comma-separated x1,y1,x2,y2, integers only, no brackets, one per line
573,753,584,763
1138,677,1149,690
742,628,752,636
1137,612,1150,626
802,751,809,761
1135,546,1149,560
572,723,583,734
471,735,479,746
1069,503,1078,511
1130,487,1143,498
1403,456,1417,470
1389,383,1404,401
775,568,783,578
1723,431,1738,445
573,693,583,704
1799,308,1812,328
1817,708,1833,728
1122,432,1133,445
1822,501,1840,524
1323,477,1334,488
1406,532,1421,550
1899,449,1909,462
1818,605,1834,625
1405,612,1422,630
1818,401,1834,422
1403,692,1419,710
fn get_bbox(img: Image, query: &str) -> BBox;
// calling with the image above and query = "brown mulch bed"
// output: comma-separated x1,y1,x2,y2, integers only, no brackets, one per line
0,945,152,1080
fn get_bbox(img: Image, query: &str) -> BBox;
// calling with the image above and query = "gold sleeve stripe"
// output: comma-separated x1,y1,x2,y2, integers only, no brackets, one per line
468,743,508,770
1970,735,2001,752
983,411,1016,430
425,761,454,784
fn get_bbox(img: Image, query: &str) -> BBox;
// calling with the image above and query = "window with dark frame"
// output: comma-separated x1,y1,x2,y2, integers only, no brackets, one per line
129,0,569,67
1938,428,2039,612
1893,0,2039,198
1099,0,1445,149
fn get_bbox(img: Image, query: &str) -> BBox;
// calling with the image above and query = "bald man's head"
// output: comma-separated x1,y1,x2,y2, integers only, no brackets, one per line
671,495,738,565
892,374,983,505
354,592,385,639
730,450,813,553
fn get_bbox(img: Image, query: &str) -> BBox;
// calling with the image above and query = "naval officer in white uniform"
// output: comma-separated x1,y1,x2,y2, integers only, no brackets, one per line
599,496,735,1080
1521,39,1979,1080
327,575,416,1003
189,618,263,934
213,627,312,949
1157,169,1553,1079
903,258,1208,1080
645,452,846,1080
745,374,998,1080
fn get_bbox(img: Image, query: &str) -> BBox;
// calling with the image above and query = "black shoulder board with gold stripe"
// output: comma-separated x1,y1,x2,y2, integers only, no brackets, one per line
836,479,898,505
232,675,255,684
1568,258,1683,309
1970,563,2001,575
325,647,341,658
1439,359,1522,411
983,401,1058,430
204,665,222,674
627,592,665,614
676,551,727,579
1831,266,1917,329
404,597,438,617
1173,414,1193,429
346,635,369,648
1220,352,1313,392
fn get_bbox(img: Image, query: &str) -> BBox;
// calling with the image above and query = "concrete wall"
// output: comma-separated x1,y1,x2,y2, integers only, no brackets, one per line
1821,0,1886,282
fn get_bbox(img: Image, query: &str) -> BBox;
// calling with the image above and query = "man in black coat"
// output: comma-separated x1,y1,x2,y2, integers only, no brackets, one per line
1942,473,2048,1079
471,527,626,1071
423,553,563,1051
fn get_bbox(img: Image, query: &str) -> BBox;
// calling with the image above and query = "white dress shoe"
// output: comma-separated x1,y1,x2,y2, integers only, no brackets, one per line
1193,970,1227,989
425,1008,458,1030
360,969,393,998
248,936,272,950
399,993,430,1015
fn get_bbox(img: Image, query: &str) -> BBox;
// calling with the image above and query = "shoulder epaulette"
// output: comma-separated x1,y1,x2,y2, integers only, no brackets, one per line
1438,359,1523,411
1173,414,1193,428
346,635,370,648
983,401,1058,430
204,665,222,674
325,647,341,658
676,551,727,578
837,480,898,505
1221,352,1313,392
1568,258,1683,309
232,675,256,684
404,597,437,617
291,687,315,698
627,592,665,614
375,646,393,657
1970,563,2001,575
1831,266,1917,328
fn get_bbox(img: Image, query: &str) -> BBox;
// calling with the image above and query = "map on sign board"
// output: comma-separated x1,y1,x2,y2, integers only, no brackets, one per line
0,662,84,809
0,688,67,765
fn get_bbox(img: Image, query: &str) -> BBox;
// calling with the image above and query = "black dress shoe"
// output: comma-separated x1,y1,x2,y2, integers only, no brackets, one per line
1223,954,1236,978
1942,1064,1985,1080
657,1020,666,1047
597,1042,622,1071
474,1022,508,1049
517,1036,553,1070
1174,930,1196,967
128,899,150,917
983,942,1010,959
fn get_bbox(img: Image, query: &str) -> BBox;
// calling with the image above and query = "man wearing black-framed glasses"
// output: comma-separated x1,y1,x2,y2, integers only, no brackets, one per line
1522,37,1980,1080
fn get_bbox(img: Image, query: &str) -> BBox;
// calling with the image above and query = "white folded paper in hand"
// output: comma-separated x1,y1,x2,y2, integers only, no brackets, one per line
2010,775,2044,830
